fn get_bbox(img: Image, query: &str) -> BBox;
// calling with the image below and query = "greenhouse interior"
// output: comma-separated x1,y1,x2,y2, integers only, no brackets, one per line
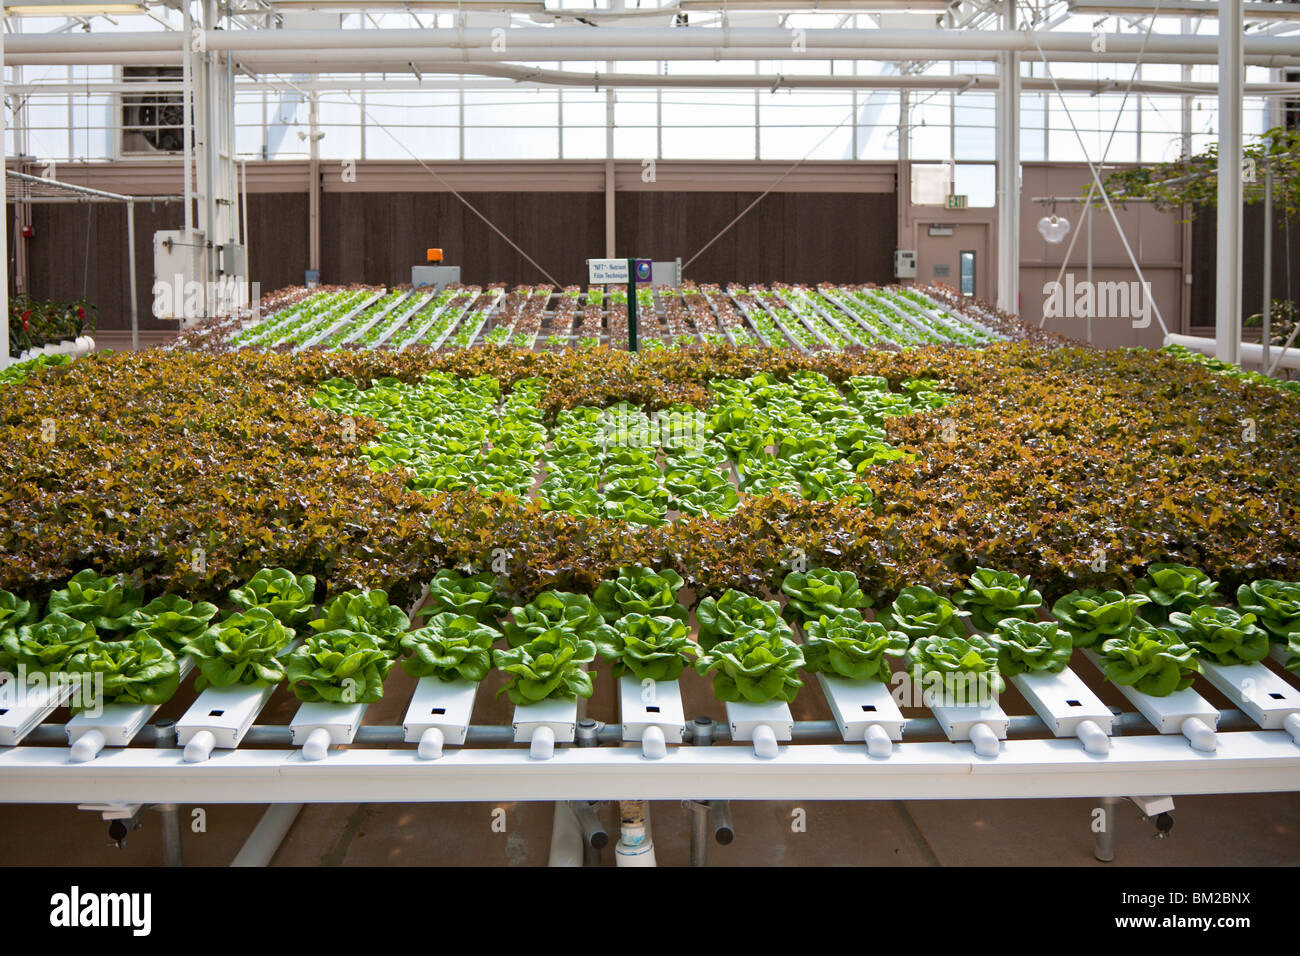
0,0,1298,879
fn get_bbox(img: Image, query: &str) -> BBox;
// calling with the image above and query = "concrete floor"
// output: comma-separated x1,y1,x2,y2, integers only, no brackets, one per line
2,791,1297,866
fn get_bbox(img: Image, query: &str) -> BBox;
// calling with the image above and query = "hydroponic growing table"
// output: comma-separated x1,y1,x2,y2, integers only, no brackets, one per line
1,630,1296,810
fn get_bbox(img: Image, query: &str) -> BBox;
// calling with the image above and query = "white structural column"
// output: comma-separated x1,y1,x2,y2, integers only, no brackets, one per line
1216,0,1244,363
996,0,1021,314
1,26,8,369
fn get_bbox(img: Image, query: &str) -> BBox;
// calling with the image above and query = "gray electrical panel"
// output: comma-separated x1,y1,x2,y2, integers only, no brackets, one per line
412,265,462,290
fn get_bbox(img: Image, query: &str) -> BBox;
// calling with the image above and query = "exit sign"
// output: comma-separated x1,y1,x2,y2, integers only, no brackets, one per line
946,194,968,209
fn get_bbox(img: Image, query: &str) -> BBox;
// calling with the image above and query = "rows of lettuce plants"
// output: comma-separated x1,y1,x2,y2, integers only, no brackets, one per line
202,282,1006,355
391,287,479,350
231,288,370,348
1163,342,1300,395
10,560,1291,712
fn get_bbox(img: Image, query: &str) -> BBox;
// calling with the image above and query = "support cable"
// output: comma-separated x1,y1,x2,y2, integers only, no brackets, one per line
247,69,562,287
1023,0,1170,336
681,103,860,273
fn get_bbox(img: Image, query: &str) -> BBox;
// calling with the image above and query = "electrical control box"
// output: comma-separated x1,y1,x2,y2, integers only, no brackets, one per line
152,229,206,323
411,265,462,290
894,249,918,279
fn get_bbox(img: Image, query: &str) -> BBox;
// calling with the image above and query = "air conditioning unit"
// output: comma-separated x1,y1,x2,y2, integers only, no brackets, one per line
120,66,186,155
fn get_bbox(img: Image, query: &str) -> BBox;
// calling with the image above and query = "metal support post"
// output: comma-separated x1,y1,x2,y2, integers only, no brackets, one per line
1216,0,1244,363
1093,796,1119,862
154,719,183,867
688,716,714,867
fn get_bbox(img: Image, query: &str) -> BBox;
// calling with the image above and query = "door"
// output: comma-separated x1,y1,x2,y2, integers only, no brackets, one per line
915,223,989,299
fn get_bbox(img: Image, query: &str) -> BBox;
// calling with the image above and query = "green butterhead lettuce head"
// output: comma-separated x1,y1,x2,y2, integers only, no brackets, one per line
285,629,395,703
128,594,219,653
592,613,696,682
693,624,804,704
592,566,687,623
1098,626,1199,697
1236,579,1300,642
881,585,969,641
802,610,908,682
1167,605,1270,666
10,611,97,672
0,590,39,672
953,568,1043,632
65,636,181,707
988,618,1073,676
780,568,871,625
502,591,603,648
1051,589,1149,648
423,570,507,623
229,568,318,628
0,590,37,632
695,589,788,651
1132,564,1218,622
492,628,597,705
186,607,294,690
310,589,409,652
47,569,144,633
400,612,500,683
905,633,1004,698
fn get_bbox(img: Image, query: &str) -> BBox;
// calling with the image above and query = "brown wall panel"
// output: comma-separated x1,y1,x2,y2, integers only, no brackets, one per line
1190,202,1300,329
245,192,310,294
18,187,897,330
17,194,307,332
320,191,605,287
616,191,897,284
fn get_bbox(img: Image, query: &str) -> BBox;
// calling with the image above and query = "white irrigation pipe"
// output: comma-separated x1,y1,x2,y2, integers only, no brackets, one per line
8,28,1299,56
